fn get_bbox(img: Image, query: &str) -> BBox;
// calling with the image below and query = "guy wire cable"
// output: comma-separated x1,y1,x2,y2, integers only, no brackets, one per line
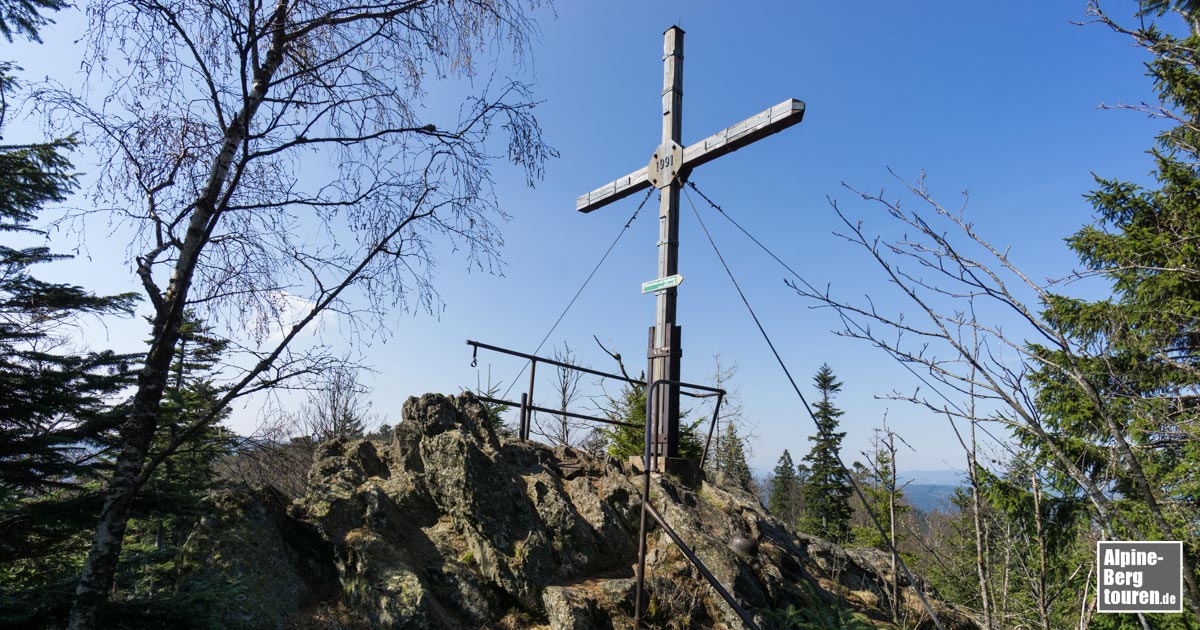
686,180,1074,535
683,184,946,630
499,188,655,401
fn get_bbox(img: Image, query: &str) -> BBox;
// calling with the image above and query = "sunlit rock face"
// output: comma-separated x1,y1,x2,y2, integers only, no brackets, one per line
179,392,980,630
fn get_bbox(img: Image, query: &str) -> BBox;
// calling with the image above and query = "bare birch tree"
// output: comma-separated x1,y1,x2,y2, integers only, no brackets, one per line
34,1,554,627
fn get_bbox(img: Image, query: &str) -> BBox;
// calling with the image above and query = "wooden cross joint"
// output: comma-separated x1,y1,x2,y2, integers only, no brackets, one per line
575,98,805,213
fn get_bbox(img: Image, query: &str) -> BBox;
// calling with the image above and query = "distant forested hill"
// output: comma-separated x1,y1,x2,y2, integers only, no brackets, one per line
900,470,963,513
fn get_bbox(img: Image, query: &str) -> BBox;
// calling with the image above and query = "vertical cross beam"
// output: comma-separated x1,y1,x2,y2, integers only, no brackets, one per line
576,26,804,470
650,26,684,465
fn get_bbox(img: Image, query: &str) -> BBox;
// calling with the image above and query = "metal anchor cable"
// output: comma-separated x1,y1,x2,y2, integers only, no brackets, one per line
683,183,946,630
685,179,1070,539
499,188,656,401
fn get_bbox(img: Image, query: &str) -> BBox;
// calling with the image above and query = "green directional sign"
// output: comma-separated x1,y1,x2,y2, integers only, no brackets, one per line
642,274,683,294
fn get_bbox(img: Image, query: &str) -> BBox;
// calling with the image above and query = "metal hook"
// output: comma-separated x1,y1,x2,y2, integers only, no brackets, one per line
471,345,478,368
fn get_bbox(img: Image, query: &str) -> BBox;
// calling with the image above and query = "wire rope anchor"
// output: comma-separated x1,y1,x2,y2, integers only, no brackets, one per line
681,180,946,630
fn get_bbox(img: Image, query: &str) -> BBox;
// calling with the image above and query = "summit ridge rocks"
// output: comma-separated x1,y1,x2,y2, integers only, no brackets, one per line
179,393,979,629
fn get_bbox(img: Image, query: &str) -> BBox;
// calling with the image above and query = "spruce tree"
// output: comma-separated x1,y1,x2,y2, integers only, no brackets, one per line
139,311,232,522
469,370,511,434
599,380,703,461
1025,3,1200,614
0,95,137,502
800,364,853,543
768,449,802,525
600,381,650,459
713,419,754,492
112,312,233,610
0,1,139,618
852,428,910,551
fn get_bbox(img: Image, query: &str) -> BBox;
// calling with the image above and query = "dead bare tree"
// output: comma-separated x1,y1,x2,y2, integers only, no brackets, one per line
535,343,587,448
216,407,315,499
35,1,555,627
938,321,994,630
704,354,752,480
554,343,588,446
594,334,633,380
789,172,1200,614
301,361,378,442
862,422,911,622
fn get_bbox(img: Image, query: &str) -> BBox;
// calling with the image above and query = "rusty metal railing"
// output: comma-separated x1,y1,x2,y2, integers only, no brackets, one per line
466,340,725,448
466,341,755,627
636,379,760,630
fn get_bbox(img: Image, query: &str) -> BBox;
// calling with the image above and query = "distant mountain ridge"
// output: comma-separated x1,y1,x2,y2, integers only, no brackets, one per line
899,469,965,485
899,470,964,513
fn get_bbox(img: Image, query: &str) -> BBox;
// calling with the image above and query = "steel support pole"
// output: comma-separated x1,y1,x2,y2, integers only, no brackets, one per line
525,361,537,441
518,393,529,442
634,380,661,627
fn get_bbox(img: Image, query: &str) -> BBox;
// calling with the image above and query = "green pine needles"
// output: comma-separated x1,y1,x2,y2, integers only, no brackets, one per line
800,364,853,544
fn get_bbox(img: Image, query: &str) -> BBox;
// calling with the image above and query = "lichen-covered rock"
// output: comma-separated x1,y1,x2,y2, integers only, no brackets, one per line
541,578,635,630
281,392,646,627
339,528,434,628
627,477,981,630
181,392,980,630
177,485,338,629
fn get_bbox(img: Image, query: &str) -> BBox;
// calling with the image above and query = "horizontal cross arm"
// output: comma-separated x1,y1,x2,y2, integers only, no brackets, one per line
576,166,651,213
575,98,805,214
680,98,805,174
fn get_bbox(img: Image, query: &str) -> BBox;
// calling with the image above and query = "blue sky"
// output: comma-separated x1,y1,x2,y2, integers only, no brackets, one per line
9,1,1170,474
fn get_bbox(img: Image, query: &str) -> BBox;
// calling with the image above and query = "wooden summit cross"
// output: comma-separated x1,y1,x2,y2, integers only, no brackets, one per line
576,26,805,469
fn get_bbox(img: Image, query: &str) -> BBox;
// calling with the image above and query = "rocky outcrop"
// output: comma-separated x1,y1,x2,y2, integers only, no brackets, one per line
176,485,338,628
179,393,980,629
283,393,641,628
